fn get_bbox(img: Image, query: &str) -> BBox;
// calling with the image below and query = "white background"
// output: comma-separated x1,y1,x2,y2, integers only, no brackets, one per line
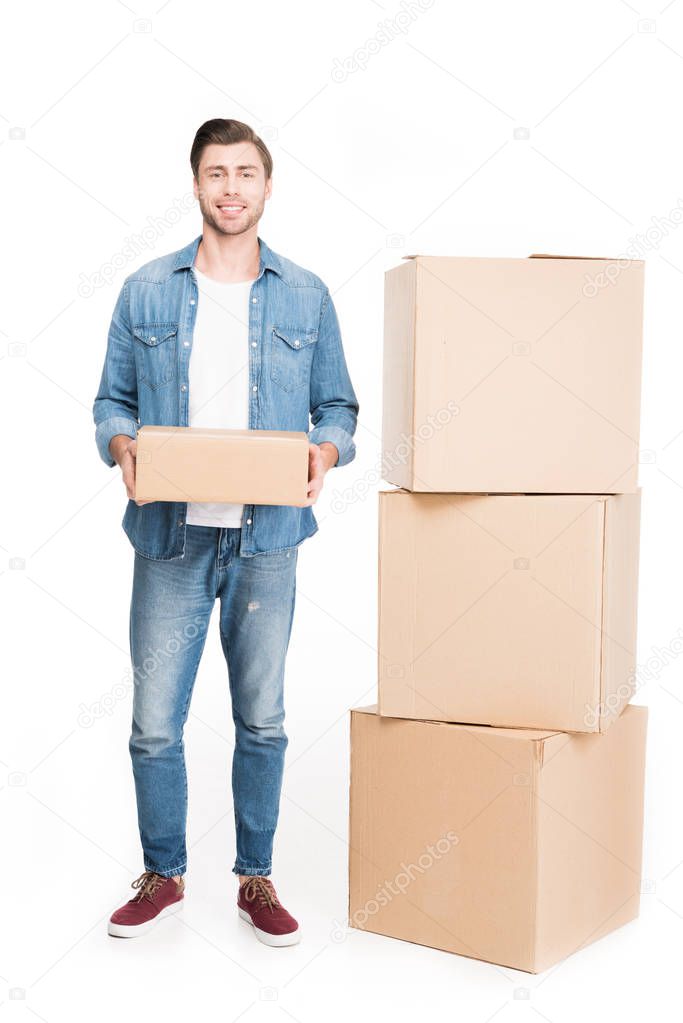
2,0,681,1019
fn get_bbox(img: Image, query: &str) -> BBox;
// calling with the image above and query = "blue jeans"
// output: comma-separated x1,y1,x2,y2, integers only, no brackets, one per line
128,524,298,878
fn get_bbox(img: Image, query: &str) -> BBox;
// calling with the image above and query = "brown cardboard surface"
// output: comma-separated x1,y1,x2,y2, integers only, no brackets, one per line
348,703,647,973
377,489,641,733
381,255,644,493
534,706,648,970
134,425,309,505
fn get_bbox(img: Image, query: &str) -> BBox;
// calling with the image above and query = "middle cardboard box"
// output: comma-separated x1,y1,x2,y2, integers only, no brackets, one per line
377,487,641,734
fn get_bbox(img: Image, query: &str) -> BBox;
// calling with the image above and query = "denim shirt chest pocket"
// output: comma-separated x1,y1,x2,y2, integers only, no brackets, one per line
133,323,178,389
270,325,318,392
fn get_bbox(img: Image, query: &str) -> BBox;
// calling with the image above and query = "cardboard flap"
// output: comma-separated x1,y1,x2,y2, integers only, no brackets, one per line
351,705,561,741
401,252,643,263
529,253,613,261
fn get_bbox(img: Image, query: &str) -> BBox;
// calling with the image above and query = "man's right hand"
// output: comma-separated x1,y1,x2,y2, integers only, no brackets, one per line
109,435,151,506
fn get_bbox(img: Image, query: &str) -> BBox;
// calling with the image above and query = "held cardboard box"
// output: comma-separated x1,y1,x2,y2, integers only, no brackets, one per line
382,254,644,493
378,488,641,733
348,703,648,974
134,425,309,505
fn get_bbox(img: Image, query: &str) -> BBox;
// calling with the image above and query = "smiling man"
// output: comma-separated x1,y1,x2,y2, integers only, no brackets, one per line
93,118,359,945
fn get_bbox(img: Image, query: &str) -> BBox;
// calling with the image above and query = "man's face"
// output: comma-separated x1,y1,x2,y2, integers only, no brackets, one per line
193,141,272,236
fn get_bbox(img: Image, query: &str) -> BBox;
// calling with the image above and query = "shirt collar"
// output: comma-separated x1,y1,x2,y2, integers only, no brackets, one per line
172,233,283,279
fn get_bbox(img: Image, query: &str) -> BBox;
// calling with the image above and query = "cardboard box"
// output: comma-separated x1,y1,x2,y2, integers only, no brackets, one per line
378,488,641,733
382,254,644,493
348,703,648,973
134,425,309,505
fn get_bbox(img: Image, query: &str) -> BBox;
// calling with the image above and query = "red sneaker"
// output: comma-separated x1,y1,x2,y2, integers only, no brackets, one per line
108,871,185,938
237,876,300,946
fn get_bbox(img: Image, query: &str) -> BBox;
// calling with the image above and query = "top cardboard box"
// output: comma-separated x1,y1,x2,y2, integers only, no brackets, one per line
382,254,644,493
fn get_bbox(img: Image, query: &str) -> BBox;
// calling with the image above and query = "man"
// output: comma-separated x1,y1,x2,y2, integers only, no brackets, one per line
93,118,359,945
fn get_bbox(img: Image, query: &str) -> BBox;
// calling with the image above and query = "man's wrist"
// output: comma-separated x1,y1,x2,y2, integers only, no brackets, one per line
318,441,339,470
109,433,134,465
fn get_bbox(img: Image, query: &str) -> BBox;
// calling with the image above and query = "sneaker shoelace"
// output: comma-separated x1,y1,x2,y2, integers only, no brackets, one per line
130,870,167,902
242,876,282,913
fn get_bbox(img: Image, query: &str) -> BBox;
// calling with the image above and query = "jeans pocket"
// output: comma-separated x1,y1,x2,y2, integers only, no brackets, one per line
270,326,318,392
133,322,178,390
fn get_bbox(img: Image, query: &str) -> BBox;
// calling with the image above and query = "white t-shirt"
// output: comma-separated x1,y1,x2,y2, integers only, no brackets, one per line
185,266,253,528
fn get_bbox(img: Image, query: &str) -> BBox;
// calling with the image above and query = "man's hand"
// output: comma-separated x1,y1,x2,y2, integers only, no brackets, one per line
303,442,338,506
109,434,152,506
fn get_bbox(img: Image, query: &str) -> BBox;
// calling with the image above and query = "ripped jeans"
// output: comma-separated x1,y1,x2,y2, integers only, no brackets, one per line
127,524,298,878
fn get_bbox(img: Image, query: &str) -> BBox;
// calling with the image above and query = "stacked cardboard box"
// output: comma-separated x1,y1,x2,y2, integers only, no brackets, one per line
348,254,648,973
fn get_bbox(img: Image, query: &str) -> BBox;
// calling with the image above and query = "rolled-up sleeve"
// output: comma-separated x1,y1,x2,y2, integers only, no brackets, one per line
92,280,140,468
308,288,359,467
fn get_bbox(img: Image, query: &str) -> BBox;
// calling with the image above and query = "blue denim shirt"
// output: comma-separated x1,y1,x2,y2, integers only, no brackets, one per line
92,234,359,560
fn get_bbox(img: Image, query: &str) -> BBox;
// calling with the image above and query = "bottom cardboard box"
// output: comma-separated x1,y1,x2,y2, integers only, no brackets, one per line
348,704,647,973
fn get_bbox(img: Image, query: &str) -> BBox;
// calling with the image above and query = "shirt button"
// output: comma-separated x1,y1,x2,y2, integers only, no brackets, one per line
183,341,190,347
294,339,300,347
177,518,184,526
251,297,257,304
181,384,187,391
150,336,156,342
246,517,252,525
190,299,196,305
252,385,257,392
251,341,257,347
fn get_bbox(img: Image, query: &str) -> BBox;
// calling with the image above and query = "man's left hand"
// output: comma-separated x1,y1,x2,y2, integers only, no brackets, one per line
303,442,338,506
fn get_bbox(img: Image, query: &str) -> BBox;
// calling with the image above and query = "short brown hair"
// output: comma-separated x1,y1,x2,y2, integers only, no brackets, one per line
190,119,273,180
